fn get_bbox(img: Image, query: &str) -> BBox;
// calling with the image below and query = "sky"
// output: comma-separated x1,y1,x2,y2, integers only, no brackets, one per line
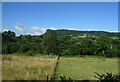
2,2,118,36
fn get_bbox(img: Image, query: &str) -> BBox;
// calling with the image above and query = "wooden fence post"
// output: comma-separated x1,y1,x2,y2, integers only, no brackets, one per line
47,56,59,81
47,74,48,82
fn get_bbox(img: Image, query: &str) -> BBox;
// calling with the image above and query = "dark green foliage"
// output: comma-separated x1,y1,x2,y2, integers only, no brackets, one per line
2,31,16,54
55,29,120,37
57,35,73,55
26,51,33,56
59,75,73,82
68,38,81,55
95,35,113,57
2,30,120,57
19,44,30,53
61,49,71,56
42,29,58,54
80,38,95,55
2,42,13,54
95,72,120,81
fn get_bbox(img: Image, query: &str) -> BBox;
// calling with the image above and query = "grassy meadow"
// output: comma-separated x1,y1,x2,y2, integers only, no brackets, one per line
55,56,118,80
2,54,57,80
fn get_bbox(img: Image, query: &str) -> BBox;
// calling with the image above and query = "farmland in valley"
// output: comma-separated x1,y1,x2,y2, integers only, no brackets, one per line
1,30,120,81
55,56,118,80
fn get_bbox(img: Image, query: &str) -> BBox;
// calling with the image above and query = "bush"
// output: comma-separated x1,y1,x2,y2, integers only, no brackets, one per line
49,53,54,55
43,48,48,55
26,51,33,56
95,72,120,81
59,75,73,82
111,48,119,57
61,49,71,56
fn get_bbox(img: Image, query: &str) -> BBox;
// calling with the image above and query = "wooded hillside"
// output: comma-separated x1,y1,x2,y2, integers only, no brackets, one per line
2,29,120,57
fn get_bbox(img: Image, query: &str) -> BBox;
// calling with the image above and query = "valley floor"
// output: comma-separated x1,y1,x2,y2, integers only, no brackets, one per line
55,56,118,80
2,54,118,80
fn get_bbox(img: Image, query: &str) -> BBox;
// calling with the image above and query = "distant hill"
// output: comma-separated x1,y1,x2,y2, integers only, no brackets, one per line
54,29,120,37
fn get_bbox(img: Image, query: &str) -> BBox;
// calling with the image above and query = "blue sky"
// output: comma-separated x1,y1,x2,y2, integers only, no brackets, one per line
2,2,118,35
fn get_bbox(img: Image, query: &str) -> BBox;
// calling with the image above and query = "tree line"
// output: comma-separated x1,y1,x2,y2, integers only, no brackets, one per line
2,29,120,57
55,29,120,37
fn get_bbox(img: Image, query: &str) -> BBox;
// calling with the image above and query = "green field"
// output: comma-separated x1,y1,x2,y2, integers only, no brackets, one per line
2,54,57,80
55,56,118,80
2,54,118,80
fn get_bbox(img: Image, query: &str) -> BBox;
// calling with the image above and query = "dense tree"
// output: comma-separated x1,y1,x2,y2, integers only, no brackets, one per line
2,30,120,57
95,35,112,57
55,29,120,37
57,35,73,55
80,39,95,55
69,38,81,55
42,29,58,54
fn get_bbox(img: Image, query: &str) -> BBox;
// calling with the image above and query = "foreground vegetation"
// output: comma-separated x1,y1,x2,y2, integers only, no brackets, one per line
55,56,118,80
2,54,57,80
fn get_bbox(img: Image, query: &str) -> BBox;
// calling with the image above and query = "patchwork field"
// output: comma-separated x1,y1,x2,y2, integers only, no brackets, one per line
55,56,118,80
2,54,57,80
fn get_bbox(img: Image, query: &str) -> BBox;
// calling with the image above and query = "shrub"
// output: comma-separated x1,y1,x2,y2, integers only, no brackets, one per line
95,72,120,81
59,75,73,82
26,51,33,56
49,53,54,55
111,48,119,57
61,49,71,56
43,48,48,55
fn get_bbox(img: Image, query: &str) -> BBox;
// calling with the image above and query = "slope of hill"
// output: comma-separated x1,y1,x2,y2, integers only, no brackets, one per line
54,29,120,37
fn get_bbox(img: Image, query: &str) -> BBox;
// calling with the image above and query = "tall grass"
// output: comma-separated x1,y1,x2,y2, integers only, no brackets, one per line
2,55,56,80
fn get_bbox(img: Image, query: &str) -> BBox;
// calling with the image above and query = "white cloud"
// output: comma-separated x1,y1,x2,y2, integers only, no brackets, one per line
3,29,8,32
31,26,41,30
26,33,30,35
0,29,2,33
14,23,57,35
15,23,24,32
30,27,57,35
109,31,119,32
30,26,46,35
40,27,47,33
88,29,99,31
15,26,23,32
67,28,76,30
35,32,41,35
16,23,24,27
48,27,56,30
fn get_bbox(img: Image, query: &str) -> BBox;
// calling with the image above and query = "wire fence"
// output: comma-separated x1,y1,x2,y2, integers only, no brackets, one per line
47,56,59,81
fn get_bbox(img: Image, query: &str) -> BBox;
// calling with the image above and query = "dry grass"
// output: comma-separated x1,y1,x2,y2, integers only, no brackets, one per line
2,55,57,80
